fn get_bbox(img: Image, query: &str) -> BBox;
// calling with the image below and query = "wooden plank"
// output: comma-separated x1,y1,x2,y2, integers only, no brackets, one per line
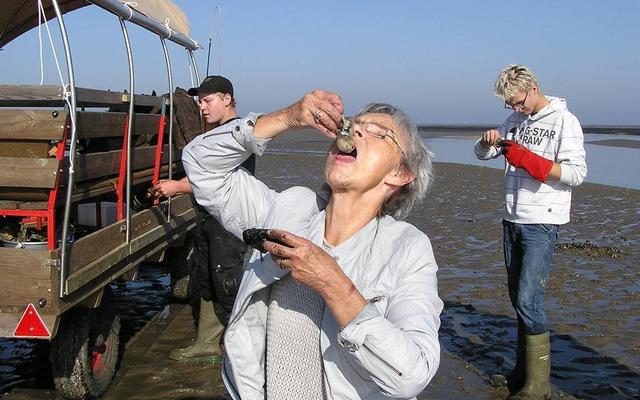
0,85,63,107
69,163,183,203
15,201,50,210
0,85,164,108
67,194,195,275
0,110,67,140
0,157,59,188
0,248,53,310
0,162,183,203
0,141,51,158
0,200,18,208
76,112,161,139
68,217,126,275
0,189,50,202
70,145,175,183
0,188,49,201
0,277,53,308
0,247,50,280
76,88,164,108
66,207,197,293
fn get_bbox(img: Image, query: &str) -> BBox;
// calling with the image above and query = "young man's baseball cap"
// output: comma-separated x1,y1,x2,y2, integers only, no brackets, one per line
188,75,233,97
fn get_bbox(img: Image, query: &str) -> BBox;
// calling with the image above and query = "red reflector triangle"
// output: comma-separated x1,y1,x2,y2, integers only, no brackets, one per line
13,303,51,338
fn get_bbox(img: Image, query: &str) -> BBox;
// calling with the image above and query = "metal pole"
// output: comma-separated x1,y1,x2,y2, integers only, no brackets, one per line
160,38,174,222
88,0,199,50
119,18,135,243
188,49,201,84
51,0,77,298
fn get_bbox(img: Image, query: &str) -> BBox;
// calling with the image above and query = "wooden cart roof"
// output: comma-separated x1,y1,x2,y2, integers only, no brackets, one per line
0,0,192,49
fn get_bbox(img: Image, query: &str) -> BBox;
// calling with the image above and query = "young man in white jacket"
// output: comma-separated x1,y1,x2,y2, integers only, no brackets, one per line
474,64,587,400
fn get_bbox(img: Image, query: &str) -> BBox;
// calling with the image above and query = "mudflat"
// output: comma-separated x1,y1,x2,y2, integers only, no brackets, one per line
4,132,637,400
257,133,640,399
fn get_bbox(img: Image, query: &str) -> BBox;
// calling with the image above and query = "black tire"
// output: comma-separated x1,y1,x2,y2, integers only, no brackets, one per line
50,287,120,399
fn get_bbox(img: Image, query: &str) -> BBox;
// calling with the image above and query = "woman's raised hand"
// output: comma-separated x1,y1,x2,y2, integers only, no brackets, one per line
254,90,344,140
285,90,344,138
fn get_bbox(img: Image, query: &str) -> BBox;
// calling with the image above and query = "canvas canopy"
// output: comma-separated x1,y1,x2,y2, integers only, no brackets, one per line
0,0,193,49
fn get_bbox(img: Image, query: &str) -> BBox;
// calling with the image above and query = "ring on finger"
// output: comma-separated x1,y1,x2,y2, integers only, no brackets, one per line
278,258,288,270
314,110,322,123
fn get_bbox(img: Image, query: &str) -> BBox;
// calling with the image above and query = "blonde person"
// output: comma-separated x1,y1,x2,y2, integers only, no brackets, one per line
183,90,442,399
474,65,587,399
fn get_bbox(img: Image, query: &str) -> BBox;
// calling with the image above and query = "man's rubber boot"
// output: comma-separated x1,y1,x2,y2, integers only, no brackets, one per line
490,322,526,391
508,332,551,400
169,299,224,364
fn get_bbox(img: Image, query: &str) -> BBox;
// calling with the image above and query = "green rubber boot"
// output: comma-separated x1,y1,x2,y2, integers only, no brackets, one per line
508,332,551,400
491,322,526,391
169,299,224,364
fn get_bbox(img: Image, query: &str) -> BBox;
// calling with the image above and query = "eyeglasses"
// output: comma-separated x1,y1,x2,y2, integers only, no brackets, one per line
504,90,529,110
351,119,407,161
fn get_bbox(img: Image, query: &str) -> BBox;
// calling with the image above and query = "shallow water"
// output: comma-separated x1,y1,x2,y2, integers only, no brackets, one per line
426,133,640,189
255,153,640,399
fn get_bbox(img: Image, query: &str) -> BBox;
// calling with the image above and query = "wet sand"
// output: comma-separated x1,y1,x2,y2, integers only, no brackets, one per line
586,139,640,148
2,133,639,399
257,133,640,399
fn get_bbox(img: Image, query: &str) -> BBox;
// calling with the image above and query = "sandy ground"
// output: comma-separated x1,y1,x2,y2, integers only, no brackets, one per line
258,133,640,399
3,131,638,399
585,139,640,148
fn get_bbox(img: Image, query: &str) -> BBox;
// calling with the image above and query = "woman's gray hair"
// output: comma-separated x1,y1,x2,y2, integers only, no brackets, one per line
358,103,434,220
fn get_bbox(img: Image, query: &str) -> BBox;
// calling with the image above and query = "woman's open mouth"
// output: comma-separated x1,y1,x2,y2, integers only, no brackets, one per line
335,147,357,162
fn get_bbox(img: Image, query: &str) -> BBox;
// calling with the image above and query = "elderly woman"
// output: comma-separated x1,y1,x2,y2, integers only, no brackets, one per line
182,90,443,400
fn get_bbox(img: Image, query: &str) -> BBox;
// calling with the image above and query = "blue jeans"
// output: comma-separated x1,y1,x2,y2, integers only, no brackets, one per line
503,220,558,335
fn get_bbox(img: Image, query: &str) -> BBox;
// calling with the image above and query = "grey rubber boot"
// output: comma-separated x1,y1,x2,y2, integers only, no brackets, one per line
508,332,551,400
169,299,224,364
490,322,526,391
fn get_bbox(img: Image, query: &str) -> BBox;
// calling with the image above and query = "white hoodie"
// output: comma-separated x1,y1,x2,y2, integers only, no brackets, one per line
474,96,587,225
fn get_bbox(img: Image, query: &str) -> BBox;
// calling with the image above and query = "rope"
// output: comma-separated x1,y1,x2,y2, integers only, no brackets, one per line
123,2,138,21
187,51,195,88
37,0,43,85
37,0,66,89
216,7,223,73
36,0,75,173
163,18,173,39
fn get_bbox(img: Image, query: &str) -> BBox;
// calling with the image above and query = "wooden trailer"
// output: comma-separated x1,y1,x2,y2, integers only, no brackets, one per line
0,1,203,398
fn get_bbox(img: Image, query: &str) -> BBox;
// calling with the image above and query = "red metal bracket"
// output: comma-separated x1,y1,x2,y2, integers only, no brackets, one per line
0,115,69,250
116,115,130,220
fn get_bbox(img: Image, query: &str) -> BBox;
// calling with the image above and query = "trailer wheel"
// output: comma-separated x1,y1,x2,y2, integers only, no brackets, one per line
50,287,120,399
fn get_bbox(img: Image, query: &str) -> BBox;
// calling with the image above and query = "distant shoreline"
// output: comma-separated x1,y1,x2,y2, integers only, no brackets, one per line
418,125,640,136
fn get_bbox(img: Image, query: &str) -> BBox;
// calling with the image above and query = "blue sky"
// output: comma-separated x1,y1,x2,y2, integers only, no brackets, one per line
2,0,639,125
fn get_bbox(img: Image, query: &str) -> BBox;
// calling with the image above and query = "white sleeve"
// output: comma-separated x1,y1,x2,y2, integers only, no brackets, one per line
557,114,587,186
336,237,442,398
474,139,501,160
474,123,507,160
182,113,275,239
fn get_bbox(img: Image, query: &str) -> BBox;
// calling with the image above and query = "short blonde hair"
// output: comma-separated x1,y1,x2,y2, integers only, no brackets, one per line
215,92,237,108
494,64,539,101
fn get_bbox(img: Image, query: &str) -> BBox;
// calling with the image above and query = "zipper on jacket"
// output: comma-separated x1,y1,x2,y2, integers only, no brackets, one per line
361,342,403,377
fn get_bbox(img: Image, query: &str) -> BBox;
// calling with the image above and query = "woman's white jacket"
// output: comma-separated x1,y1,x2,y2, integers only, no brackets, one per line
182,114,443,400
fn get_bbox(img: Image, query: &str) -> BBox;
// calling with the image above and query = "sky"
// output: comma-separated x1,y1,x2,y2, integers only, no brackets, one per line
2,0,639,126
